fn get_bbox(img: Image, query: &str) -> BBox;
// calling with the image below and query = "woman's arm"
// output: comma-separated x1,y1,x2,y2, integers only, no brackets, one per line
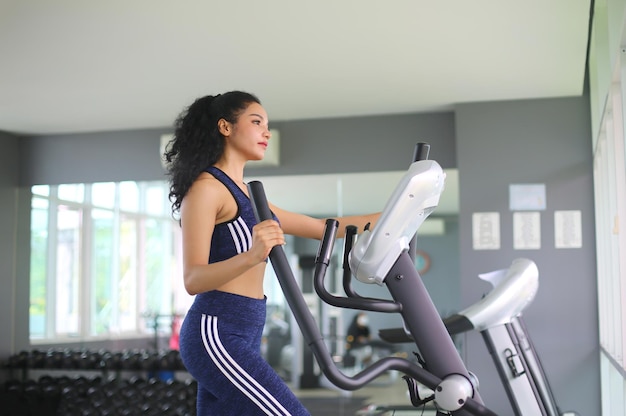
180,178,284,295
269,203,380,240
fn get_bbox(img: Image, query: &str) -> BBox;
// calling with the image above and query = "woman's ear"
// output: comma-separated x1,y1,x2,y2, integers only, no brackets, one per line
218,118,231,137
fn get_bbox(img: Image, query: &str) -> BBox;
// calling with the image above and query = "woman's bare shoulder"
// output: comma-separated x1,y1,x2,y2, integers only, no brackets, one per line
189,172,226,194
182,172,236,224
182,173,227,209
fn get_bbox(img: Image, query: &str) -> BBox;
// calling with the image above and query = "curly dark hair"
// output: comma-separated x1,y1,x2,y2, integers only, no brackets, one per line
164,91,261,215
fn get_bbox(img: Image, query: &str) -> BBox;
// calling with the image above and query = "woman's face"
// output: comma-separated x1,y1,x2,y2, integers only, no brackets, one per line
223,102,272,162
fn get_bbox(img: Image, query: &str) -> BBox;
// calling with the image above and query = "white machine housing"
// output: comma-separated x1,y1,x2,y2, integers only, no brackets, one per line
459,258,539,330
349,159,445,285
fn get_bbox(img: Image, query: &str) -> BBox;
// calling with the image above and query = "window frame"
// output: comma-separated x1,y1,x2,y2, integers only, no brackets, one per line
29,180,182,344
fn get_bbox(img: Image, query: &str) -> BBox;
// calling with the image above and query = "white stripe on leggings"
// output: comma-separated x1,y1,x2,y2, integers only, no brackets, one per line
200,314,292,416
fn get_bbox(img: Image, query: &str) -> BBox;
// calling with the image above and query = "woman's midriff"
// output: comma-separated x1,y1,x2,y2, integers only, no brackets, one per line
215,262,267,299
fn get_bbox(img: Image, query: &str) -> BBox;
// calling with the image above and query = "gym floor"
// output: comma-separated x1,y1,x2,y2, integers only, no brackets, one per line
293,372,439,416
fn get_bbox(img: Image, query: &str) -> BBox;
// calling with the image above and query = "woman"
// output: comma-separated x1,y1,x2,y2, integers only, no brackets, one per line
346,312,372,348
344,312,372,368
165,91,378,415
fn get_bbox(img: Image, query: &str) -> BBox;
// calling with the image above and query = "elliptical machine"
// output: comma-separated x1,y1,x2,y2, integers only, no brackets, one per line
248,143,496,415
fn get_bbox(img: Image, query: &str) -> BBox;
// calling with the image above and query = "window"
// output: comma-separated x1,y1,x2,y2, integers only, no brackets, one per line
29,181,183,342
594,52,626,413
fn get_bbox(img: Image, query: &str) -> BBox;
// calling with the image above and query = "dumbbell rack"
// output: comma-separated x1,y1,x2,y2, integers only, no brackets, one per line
1,349,195,416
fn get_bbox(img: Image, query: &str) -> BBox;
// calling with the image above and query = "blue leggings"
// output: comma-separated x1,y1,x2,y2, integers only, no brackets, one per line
179,291,310,416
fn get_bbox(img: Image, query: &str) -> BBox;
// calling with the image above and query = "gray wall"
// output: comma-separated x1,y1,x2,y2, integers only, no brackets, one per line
5,96,599,414
263,112,457,175
18,112,456,186
456,96,599,415
18,128,172,186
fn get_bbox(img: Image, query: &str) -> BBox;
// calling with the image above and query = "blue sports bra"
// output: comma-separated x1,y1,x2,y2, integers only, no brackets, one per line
206,166,277,264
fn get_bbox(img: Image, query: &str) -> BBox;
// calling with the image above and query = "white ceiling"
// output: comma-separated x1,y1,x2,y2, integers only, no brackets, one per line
0,1,591,136
0,1,591,219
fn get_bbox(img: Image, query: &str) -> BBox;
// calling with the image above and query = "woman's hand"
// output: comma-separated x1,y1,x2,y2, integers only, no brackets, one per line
249,219,285,262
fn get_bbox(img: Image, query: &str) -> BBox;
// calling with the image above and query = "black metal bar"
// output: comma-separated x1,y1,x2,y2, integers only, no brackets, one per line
342,225,361,298
247,181,321,346
512,317,560,415
314,219,402,312
482,328,524,416
413,142,430,161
